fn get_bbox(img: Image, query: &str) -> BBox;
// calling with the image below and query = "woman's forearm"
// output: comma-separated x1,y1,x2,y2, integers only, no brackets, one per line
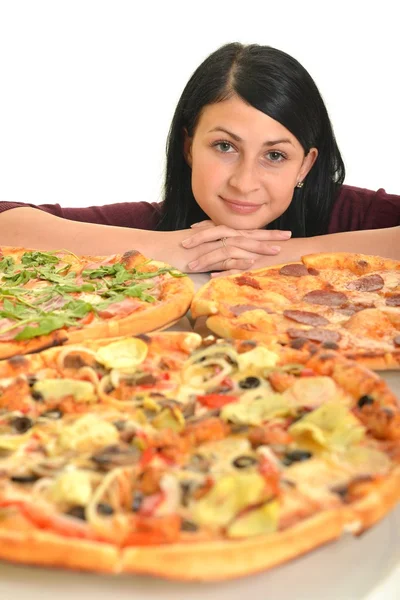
0,207,161,256
0,207,205,271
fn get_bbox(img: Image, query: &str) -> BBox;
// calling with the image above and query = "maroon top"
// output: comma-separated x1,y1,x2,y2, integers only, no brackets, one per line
0,185,399,233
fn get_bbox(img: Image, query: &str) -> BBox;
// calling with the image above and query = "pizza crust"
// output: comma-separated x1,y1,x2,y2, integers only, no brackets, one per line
0,527,120,573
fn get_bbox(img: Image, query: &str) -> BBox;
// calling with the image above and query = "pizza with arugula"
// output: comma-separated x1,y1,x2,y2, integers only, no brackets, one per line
0,332,399,579
0,246,193,359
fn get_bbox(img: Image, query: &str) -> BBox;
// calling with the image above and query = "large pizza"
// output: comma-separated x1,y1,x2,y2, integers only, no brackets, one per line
0,332,399,580
0,246,193,359
191,252,400,370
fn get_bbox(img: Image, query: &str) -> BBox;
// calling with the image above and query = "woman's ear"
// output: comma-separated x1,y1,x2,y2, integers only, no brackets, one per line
299,147,318,181
183,128,193,167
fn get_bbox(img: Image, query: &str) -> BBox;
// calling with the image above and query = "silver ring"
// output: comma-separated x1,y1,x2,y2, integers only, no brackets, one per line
221,237,228,248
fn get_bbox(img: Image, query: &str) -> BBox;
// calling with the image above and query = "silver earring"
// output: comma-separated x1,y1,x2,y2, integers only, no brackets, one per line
296,181,304,188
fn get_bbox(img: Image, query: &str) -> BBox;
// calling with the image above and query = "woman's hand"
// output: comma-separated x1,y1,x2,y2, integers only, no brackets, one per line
180,222,292,273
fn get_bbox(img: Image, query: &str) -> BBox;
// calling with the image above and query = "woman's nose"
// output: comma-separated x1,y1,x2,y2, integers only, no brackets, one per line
228,159,260,194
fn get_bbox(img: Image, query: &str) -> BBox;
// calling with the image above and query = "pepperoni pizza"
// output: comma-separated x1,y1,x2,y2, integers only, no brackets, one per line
191,253,400,370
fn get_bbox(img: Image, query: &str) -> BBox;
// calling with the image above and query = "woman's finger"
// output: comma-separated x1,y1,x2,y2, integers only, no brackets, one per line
188,247,259,272
182,226,291,248
210,269,241,278
190,220,215,228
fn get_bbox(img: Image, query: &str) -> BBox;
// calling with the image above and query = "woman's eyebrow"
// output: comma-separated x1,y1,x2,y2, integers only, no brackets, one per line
207,127,293,146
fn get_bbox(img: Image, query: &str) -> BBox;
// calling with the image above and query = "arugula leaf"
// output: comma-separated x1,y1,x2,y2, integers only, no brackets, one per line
54,282,96,294
62,299,94,319
21,251,59,267
15,316,67,341
133,267,186,279
0,298,30,320
2,270,36,286
123,283,156,302
0,256,15,273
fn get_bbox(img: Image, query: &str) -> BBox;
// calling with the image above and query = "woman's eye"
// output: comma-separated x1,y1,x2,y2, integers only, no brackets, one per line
214,141,234,153
266,151,285,162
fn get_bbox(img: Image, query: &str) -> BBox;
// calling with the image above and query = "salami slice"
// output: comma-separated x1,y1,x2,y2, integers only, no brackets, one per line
346,274,384,292
230,305,272,316
287,328,341,344
283,310,329,327
303,290,348,307
279,264,309,277
386,295,400,307
235,275,262,290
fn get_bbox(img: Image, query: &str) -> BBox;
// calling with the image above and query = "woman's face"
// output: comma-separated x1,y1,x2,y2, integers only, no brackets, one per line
185,96,317,229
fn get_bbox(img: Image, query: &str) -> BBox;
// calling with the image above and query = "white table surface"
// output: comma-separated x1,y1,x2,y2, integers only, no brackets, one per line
0,273,399,599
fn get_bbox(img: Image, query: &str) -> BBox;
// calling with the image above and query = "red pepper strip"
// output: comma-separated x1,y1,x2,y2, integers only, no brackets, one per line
197,394,238,409
123,514,181,547
139,447,156,468
0,499,104,541
300,368,315,377
79,312,95,326
258,455,281,497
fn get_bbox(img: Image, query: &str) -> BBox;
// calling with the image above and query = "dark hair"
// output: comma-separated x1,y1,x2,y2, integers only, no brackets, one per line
157,43,345,237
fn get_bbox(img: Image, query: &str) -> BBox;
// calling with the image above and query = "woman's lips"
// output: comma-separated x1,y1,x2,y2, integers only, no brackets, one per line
221,197,261,214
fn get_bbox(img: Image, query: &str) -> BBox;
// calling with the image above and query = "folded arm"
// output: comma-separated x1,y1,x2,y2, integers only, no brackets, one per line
184,225,400,276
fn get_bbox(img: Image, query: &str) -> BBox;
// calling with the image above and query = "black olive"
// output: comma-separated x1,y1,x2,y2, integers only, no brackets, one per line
239,377,261,390
131,490,144,512
180,481,195,507
26,374,38,386
358,395,374,408
233,455,257,469
31,390,44,402
282,450,313,466
330,484,349,500
97,502,114,515
11,416,33,433
10,473,40,483
181,519,198,532
113,419,127,431
66,506,86,520
41,408,63,419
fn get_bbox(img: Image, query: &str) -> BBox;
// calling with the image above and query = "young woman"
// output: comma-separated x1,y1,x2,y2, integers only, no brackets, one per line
0,43,398,275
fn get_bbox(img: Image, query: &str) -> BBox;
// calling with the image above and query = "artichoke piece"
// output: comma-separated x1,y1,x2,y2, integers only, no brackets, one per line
152,406,185,432
227,499,279,538
192,472,267,529
95,338,148,371
237,346,278,371
221,393,293,426
33,379,96,403
289,402,365,451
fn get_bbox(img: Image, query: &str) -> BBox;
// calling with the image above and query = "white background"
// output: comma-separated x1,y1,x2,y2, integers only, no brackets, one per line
0,0,399,209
